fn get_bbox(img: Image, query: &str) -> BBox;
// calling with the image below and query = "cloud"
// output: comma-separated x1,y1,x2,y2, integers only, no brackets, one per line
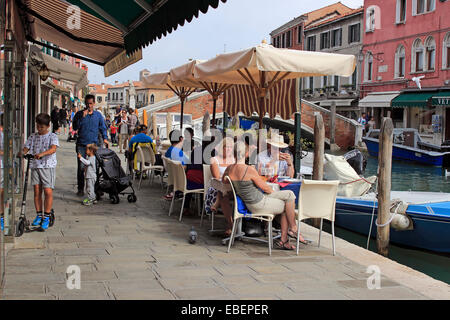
86,0,363,84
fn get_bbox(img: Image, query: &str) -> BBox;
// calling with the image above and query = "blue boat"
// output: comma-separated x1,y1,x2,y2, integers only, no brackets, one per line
335,191,450,253
363,128,450,167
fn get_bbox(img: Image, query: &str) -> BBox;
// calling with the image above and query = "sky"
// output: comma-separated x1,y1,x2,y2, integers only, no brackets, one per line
86,0,363,85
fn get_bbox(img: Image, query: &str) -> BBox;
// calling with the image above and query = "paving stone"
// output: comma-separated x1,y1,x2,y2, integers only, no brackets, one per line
160,277,218,290
77,271,117,282
337,279,402,289
54,248,109,256
114,270,157,280
55,256,98,265
2,294,57,300
173,287,231,299
227,284,293,297
154,266,221,279
339,286,429,300
47,236,90,243
95,261,150,272
5,272,65,284
213,275,259,287
52,263,97,273
1,283,46,295
77,242,112,249
112,289,175,300
47,243,79,250
276,290,351,300
248,264,291,274
214,265,255,276
106,279,165,292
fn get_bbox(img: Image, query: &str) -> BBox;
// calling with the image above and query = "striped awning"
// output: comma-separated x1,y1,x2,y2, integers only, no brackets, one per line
223,79,299,119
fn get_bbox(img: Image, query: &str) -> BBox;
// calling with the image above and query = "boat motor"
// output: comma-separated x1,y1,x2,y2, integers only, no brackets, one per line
343,149,367,175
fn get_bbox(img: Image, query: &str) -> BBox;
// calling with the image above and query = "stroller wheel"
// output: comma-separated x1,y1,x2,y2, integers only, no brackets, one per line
15,217,26,237
111,195,120,204
49,209,55,227
127,194,137,203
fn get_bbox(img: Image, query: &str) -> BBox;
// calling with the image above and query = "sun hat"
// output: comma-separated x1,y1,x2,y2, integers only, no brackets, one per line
267,133,288,149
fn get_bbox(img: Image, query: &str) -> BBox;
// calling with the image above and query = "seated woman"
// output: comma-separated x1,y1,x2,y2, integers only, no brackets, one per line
223,142,306,250
205,137,235,236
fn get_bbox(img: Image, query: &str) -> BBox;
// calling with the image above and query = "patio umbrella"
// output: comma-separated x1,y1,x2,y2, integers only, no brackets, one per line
166,112,172,138
170,60,234,128
143,72,197,129
194,41,356,128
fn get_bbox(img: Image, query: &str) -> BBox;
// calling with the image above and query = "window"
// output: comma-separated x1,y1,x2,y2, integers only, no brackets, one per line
286,31,292,48
331,28,342,47
120,92,123,100
413,0,435,15
309,77,314,91
348,23,361,43
395,45,406,78
425,37,436,71
281,33,285,48
321,76,328,88
297,25,302,44
277,36,281,48
332,76,339,91
349,69,357,90
443,33,450,69
412,39,425,72
97,96,102,103
396,0,407,23
365,53,373,82
366,8,375,32
320,31,330,49
107,93,110,101
150,94,155,104
306,36,316,51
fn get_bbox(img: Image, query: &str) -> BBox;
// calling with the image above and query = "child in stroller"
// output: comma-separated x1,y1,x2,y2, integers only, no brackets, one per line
94,147,137,204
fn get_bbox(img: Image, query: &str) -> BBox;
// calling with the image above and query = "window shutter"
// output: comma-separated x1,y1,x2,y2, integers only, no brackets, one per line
356,24,361,42
339,28,343,46
348,26,352,44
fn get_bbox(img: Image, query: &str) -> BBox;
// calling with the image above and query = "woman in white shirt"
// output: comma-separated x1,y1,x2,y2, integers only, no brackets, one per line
205,137,235,236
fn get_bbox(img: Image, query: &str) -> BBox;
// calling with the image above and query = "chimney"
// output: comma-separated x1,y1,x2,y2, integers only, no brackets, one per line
101,83,105,89
115,80,119,85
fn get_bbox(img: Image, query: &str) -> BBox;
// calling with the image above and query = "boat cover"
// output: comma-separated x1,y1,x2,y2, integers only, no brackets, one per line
324,154,377,197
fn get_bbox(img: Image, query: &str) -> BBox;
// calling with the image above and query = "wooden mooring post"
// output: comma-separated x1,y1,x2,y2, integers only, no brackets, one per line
312,113,325,228
377,117,394,257
330,101,336,145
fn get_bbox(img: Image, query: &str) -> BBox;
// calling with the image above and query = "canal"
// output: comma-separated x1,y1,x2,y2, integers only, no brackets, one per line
323,153,450,285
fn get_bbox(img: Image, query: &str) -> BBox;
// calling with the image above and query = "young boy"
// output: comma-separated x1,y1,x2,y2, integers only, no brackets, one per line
110,122,118,146
23,113,59,230
77,143,98,206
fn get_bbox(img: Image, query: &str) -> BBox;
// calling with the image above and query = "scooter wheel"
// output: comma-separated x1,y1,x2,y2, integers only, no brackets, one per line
15,217,26,237
127,194,137,203
49,210,55,227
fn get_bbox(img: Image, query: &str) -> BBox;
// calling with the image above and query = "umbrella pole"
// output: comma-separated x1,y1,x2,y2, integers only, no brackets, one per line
212,97,217,128
180,96,185,130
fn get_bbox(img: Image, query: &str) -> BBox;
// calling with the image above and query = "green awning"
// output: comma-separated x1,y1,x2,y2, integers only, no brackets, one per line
431,91,450,106
391,92,434,108
64,0,227,54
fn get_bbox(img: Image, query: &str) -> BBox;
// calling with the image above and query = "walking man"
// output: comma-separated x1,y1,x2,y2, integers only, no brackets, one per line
72,94,108,196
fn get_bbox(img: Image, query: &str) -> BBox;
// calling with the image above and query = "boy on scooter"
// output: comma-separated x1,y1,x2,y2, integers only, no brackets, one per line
23,113,59,230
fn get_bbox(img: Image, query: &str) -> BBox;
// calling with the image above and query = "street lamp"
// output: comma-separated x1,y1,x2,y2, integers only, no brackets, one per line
39,63,50,81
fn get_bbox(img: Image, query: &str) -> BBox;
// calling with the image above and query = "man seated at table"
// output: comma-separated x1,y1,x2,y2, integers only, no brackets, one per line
128,124,162,176
256,133,295,179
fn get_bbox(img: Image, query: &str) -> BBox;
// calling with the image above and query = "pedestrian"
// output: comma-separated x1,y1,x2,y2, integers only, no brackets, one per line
128,108,139,139
367,116,376,132
22,113,59,231
59,105,68,135
110,121,118,146
72,94,108,197
78,143,98,206
118,110,129,153
50,106,60,134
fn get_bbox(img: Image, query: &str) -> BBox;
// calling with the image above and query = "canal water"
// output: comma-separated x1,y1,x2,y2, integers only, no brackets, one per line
323,153,450,285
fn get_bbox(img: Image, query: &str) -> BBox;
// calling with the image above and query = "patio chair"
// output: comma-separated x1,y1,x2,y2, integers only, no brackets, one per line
225,176,275,256
169,160,204,222
295,180,340,256
162,155,173,194
135,145,164,190
200,164,212,228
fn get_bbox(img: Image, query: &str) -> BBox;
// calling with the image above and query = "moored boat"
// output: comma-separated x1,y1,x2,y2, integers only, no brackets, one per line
363,128,450,167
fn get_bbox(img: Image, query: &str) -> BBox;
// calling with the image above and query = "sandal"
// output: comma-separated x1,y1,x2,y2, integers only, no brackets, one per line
288,229,309,245
275,239,296,251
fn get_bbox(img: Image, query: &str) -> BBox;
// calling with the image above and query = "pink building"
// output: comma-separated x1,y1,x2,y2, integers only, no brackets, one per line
360,0,450,144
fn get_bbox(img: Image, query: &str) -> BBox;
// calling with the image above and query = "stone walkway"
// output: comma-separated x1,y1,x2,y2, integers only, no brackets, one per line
0,138,446,300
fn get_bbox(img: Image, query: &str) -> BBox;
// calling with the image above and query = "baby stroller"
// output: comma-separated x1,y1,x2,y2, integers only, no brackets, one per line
95,147,137,204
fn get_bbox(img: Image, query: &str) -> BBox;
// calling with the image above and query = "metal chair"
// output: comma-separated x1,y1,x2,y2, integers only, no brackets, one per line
225,176,275,256
168,160,205,222
295,180,340,256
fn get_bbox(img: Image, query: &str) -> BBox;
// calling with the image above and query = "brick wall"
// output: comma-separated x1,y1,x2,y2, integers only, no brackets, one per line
299,100,360,150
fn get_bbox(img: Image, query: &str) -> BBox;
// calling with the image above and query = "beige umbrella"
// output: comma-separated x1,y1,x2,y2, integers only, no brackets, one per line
170,60,234,128
152,112,158,139
194,41,356,128
143,72,197,130
166,112,172,138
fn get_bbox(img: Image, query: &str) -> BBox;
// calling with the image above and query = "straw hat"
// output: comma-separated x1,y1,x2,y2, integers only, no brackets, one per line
267,133,288,149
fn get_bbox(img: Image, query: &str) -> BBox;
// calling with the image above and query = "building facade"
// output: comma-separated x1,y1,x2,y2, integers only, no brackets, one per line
270,2,364,119
360,0,450,143
88,83,112,114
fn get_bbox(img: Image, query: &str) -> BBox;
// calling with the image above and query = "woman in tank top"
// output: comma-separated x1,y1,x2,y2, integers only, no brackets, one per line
204,137,235,236
223,142,306,250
